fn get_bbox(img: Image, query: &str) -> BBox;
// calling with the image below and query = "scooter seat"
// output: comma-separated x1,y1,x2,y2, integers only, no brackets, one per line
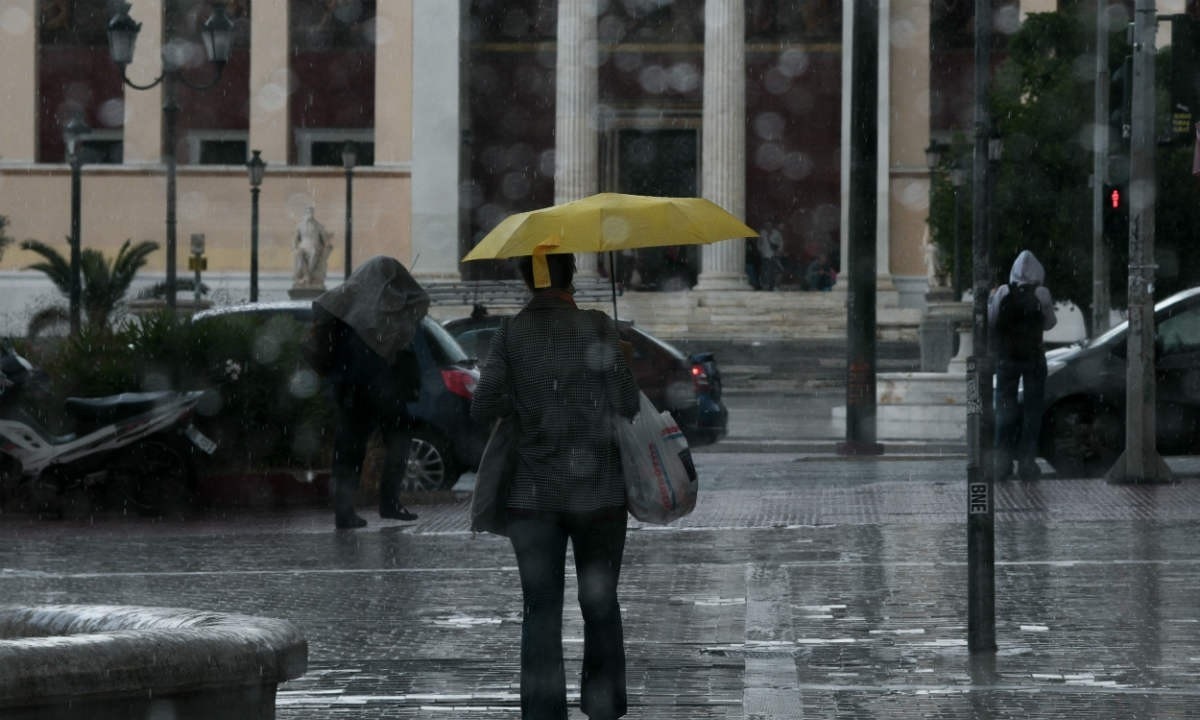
64,391,178,423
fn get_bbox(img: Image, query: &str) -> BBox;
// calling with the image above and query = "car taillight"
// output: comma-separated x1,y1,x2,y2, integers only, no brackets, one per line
691,363,711,393
441,368,477,399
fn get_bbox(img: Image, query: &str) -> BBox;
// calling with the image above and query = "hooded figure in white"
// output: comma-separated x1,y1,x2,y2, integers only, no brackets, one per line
988,250,1058,481
987,249,1057,333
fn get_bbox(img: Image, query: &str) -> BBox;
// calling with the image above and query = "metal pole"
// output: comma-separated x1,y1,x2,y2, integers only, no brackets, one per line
1107,0,1172,484
968,0,997,654
1093,0,1112,336
68,150,82,335
344,166,354,281
250,184,260,302
953,185,962,300
839,0,882,457
164,72,179,312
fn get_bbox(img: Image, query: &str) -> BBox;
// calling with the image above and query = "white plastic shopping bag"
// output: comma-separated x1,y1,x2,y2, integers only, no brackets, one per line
616,391,698,524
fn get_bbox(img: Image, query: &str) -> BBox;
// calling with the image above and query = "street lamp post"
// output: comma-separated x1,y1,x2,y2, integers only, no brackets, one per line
950,164,966,300
64,115,91,336
106,1,233,313
342,142,357,280
926,140,966,297
246,149,266,302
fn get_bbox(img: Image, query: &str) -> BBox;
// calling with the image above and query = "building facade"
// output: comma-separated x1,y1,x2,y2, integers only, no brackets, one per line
0,0,1006,334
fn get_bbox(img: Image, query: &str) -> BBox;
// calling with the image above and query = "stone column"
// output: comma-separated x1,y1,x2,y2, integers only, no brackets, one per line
122,0,164,164
0,0,36,162
888,0,932,309
411,1,461,279
696,0,751,290
248,0,290,164
556,0,600,276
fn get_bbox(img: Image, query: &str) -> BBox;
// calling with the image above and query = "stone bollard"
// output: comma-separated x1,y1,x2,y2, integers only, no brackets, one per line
0,604,307,720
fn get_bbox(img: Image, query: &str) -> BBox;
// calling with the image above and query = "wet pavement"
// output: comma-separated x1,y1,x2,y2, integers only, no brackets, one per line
3,451,1200,718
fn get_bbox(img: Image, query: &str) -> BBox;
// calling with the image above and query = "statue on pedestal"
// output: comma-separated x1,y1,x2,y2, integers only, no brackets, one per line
923,228,949,291
294,206,334,289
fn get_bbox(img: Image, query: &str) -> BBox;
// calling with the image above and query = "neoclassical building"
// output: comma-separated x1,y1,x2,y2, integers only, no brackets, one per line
0,0,1058,335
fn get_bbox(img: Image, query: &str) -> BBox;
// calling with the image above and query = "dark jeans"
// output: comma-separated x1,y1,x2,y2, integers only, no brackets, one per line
994,356,1047,477
507,507,628,720
331,384,411,515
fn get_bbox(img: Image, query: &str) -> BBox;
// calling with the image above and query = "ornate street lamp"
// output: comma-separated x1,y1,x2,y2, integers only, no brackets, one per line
246,149,266,302
342,142,357,280
107,1,234,313
64,115,91,335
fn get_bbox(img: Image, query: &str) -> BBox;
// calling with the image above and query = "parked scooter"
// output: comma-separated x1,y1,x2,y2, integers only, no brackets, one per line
0,344,216,517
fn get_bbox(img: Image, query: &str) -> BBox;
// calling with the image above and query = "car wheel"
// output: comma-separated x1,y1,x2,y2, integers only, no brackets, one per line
1040,400,1123,478
108,437,198,517
404,428,458,492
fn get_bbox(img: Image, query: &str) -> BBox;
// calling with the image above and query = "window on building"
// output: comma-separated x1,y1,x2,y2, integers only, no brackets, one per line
167,0,251,166
186,132,251,165
290,0,377,164
294,129,374,166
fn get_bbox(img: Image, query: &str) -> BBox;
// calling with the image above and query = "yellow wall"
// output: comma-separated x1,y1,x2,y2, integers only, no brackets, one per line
0,167,412,275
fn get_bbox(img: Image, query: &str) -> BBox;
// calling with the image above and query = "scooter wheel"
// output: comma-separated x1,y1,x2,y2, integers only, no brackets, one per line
108,436,198,518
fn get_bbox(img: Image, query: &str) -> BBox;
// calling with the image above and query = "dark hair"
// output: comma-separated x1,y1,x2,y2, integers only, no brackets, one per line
517,253,576,291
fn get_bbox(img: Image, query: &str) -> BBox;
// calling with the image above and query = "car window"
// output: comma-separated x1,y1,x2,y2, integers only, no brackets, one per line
423,318,471,365
456,328,497,362
1157,305,1200,355
628,325,686,362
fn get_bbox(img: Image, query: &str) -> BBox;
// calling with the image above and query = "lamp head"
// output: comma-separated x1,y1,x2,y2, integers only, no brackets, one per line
202,1,234,65
63,115,91,159
342,141,357,170
107,3,142,66
924,141,945,171
246,149,266,187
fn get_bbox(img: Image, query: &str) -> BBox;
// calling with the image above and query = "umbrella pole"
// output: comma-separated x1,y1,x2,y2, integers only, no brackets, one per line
608,251,619,322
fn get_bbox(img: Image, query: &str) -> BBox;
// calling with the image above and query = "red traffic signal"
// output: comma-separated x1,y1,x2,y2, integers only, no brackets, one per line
1109,186,1121,209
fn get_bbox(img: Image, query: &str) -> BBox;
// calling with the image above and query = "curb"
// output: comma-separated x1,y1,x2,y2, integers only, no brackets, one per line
696,439,968,456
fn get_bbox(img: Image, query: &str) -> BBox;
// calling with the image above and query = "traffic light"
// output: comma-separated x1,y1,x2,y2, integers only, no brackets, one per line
1102,182,1128,242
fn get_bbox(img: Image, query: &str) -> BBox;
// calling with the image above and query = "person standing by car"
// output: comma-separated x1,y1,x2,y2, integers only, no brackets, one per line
308,256,429,529
757,221,784,290
471,252,639,720
988,249,1057,481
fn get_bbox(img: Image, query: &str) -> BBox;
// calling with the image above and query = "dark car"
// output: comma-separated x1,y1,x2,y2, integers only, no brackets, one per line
191,301,487,490
1038,286,1200,477
443,313,728,446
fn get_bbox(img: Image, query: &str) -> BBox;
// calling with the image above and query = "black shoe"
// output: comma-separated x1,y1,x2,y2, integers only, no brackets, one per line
380,506,418,521
335,512,368,529
1017,462,1041,481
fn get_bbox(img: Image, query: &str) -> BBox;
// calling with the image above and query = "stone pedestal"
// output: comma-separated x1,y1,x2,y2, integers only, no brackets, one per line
919,293,971,372
287,286,325,301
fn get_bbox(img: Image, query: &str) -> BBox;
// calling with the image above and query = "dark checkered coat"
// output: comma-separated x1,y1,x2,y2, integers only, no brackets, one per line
471,292,639,512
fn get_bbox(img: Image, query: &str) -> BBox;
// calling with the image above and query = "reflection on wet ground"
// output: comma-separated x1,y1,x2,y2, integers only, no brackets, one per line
2,456,1199,718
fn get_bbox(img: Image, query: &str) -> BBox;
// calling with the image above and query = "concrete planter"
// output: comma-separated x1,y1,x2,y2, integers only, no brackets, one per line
0,605,307,720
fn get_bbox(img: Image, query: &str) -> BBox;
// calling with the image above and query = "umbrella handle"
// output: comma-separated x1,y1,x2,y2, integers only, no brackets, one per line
608,251,619,323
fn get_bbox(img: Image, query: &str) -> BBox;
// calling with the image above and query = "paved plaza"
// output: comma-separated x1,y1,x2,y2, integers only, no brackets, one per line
2,449,1199,719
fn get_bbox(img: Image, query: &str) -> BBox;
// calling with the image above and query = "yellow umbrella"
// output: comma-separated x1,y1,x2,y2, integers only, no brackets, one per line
463,193,758,264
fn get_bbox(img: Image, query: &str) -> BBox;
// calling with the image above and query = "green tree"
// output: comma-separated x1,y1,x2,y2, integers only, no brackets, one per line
930,8,1200,328
989,10,1097,316
20,237,159,336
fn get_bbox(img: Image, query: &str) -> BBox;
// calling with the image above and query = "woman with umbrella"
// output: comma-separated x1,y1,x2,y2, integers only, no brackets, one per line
471,251,639,719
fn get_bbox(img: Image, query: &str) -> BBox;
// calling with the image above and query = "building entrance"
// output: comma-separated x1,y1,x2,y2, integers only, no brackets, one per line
609,127,699,291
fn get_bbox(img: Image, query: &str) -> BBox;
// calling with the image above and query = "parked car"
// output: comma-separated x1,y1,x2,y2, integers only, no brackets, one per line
191,301,487,490
443,312,728,446
1039,286,1200,477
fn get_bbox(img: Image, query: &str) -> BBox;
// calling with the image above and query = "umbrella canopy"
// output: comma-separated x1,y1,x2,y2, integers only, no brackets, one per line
314,256,430,363
461,193,758,262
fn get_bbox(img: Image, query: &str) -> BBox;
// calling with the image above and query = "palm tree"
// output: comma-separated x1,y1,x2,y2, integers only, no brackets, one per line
20,238,159,336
